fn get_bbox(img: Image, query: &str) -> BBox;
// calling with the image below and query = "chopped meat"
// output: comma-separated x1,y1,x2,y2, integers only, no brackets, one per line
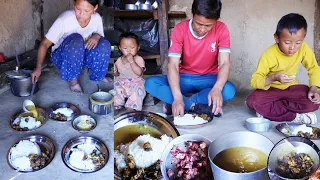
167,141,212,180
167,168,175,177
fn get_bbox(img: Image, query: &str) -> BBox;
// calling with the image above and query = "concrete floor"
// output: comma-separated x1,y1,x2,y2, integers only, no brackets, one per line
0,67,114,180
2,66,320,180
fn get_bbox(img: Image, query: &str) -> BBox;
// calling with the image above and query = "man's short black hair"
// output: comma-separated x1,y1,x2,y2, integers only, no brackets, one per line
192,0,222,19
74,0,99,7
119,32,140,46
275,13,307,37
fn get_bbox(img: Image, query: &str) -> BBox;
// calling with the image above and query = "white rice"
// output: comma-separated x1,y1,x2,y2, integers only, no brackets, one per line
174,114,207,126
13,116,41,130
53,108,73,120
115,134,170,170
10,140,41,171
69,143,99,170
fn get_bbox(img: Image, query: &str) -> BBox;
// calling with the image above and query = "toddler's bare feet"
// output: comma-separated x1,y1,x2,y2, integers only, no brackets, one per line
70,79,83,94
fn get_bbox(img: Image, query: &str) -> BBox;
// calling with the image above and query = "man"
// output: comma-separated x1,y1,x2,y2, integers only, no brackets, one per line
145,0,236,117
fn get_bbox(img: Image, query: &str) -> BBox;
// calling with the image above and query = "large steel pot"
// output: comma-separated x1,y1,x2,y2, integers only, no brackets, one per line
6,70,39,97
89,91,113,115
208,131,274,180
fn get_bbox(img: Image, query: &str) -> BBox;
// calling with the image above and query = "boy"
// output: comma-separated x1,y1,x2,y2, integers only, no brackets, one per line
247,13,320,124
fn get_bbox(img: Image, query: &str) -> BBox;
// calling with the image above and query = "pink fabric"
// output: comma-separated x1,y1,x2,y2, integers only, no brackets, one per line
169,19,230,75
114,77,146,110
246,84,319,122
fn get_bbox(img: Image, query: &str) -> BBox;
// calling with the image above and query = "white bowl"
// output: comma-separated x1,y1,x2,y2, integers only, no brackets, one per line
22,99,35,112
246,117,270,132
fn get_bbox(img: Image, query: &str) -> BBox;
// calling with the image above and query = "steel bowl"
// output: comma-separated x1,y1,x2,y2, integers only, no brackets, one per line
61,136,109,173
246,117,270,132
72,115,97,133
276,123,320,140
9,107,48,132
139,4,152,11
160,134,212,180
47,102,81,122
7,135,55,172
268,137,320,180
114,111,180,179
125,4,138,10
208,131,274,180
89,91,113,115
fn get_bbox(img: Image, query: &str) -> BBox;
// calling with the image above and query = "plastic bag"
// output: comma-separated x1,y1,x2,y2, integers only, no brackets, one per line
114,17,159,57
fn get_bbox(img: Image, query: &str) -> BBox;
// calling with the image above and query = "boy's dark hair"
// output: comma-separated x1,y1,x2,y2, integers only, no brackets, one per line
275,13,307,37
74,0,99,7
119,32,140,46
192,0,222,19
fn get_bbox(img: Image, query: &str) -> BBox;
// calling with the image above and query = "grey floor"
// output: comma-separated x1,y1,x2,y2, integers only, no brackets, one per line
0,67,114,180
1,67,320,180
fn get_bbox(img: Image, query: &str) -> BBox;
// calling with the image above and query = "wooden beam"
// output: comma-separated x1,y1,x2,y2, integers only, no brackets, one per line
157,0,169,74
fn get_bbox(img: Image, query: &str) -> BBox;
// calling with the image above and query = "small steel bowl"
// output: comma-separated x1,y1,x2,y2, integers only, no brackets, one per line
268,136,320,180
7,135,55,173
125,4,138,10
139,4,152,11
246,117,270,132
47,102,81,122
9,107,48,132
72,115,97,133
61,136,109,173
160,134,212,180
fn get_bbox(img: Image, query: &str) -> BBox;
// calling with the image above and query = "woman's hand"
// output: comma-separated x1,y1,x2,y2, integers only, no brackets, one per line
85,34,100,50
31,67,41,83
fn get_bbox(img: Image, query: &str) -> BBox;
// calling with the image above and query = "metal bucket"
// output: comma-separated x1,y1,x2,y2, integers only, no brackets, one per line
208,131,274,180
89,91,113,115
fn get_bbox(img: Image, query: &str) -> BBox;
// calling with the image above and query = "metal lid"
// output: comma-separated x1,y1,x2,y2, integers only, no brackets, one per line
5,70,29,79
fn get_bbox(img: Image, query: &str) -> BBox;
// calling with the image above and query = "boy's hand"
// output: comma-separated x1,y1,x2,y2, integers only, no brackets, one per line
274,73,295,83
308,86,320,104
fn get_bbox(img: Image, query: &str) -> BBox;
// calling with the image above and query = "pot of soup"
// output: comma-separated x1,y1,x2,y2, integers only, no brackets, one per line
89,91,113,115
208,131,274,180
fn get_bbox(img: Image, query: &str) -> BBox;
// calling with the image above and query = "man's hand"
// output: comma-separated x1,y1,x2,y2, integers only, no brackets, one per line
31,67,41,83
308,86,320,104
172,98,185,117
208,87,223,115
85,34,100,50
274,73,295,83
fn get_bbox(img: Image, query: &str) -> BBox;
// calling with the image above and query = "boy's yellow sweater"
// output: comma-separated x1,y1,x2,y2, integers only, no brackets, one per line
250,42,320,90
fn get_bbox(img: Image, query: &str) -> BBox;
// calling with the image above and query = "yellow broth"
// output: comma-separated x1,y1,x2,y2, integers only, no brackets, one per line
212,146,268,173
25,105,38,118
114,124,162,149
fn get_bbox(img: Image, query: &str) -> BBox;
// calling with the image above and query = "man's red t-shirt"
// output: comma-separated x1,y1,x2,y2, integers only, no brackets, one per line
168,19,231,74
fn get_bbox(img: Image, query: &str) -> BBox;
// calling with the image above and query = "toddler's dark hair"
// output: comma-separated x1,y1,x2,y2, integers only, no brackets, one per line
119,32,140,46
74,0,99,7
275,13,307,36
192,0,222,19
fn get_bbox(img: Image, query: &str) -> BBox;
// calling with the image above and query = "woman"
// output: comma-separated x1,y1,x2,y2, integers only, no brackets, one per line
31,0,111,94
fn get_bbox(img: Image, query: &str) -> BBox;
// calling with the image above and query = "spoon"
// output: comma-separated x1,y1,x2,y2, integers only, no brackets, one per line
15,49,21,72
30,82,36,99
284,139,297,152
